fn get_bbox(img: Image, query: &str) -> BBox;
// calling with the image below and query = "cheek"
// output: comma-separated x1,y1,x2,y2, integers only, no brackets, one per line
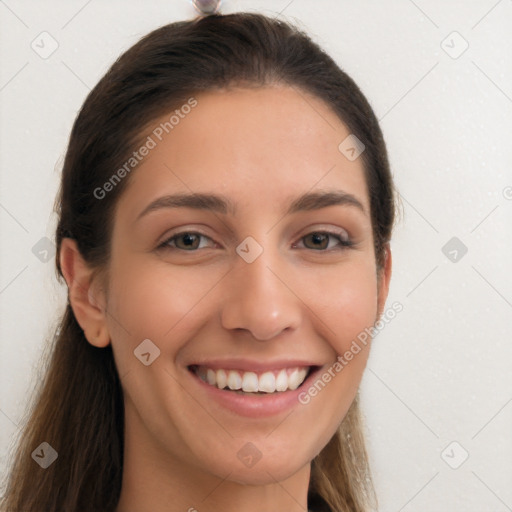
288,260,378,457
105,255,223,363
296,258,379,353
335,274,377,352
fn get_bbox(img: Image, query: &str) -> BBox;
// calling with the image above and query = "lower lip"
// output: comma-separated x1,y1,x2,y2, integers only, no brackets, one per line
186,366,324,418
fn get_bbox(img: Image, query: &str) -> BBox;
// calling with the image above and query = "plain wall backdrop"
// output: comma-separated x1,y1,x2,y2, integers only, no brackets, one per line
1,1,511,510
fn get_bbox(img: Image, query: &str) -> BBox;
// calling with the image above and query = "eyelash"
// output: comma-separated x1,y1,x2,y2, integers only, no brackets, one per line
157,230,354,252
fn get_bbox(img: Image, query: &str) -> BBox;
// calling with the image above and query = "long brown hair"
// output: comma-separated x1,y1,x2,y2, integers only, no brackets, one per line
1,12,395,512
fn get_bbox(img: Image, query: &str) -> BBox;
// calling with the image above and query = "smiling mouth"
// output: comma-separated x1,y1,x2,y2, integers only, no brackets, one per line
188,365,317,395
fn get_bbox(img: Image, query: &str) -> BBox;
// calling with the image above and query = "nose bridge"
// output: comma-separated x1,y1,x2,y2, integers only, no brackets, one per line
220,240,301,341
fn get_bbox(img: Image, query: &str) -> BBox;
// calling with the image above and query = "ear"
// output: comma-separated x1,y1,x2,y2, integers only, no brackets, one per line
59,238,110,348
376,243,392,319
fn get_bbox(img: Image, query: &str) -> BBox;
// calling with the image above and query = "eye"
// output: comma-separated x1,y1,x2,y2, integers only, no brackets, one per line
158,231,216,251
294,230,353,251
157,229,353,253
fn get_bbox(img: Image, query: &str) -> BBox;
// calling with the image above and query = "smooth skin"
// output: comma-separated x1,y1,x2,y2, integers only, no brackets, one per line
60,85,392,512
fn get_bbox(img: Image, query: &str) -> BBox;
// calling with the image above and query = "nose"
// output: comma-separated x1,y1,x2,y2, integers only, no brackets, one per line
220,247,302,341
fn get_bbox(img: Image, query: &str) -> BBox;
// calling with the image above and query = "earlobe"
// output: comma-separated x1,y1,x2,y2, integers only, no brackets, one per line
59,238,110,348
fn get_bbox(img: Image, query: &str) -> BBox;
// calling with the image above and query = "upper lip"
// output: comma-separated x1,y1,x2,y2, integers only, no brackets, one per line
187,359,323,373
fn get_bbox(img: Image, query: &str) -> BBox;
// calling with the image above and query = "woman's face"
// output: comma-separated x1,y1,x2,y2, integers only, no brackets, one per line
103,85,390,485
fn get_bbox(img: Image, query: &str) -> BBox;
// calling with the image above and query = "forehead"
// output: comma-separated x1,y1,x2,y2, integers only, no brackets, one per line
117,85,370,219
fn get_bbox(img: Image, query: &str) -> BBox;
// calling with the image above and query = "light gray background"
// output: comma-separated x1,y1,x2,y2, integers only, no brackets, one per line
1,1,511,510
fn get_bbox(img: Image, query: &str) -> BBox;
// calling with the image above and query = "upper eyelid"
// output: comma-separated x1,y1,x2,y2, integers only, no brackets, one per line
162,222,350,239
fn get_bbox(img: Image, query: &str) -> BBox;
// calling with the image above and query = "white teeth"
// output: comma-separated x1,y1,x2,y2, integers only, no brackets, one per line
216,369,227,389
259,371,276,393
194,366,311,393
288,368,308,390
227,370,242,390
275,369,288,392
241,372,259,392
206,369,216,386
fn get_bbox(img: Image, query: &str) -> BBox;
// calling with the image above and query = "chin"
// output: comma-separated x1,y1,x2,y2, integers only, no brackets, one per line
198,443,313,486
221,461,308,486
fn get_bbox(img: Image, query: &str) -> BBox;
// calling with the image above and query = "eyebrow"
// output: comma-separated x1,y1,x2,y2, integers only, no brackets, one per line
136,189,366,221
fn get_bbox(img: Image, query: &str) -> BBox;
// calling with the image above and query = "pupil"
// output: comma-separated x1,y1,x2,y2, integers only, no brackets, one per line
183,234,196,246
311,233,327,248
